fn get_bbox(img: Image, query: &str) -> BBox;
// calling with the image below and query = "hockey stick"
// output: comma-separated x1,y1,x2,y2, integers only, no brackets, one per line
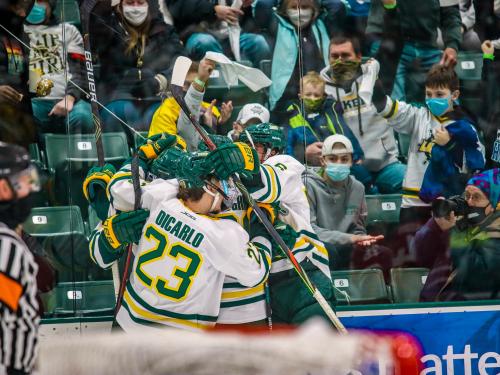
170,56,347,334
80,0,141,316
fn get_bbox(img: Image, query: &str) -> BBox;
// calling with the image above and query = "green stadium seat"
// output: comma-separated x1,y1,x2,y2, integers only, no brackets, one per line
23,206,107,282
43,280,115,317
365,194,402,226
390,267,429,303
43,132,130,218
259,59,271,78
331,269,391,305
455,53,483,81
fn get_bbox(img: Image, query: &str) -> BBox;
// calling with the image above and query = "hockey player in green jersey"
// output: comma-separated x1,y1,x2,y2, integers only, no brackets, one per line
92,139,273,332
217,123,336,325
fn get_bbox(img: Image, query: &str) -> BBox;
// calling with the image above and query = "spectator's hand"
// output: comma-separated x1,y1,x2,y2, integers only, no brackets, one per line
218,100,233,125
305,142,323,166
242,0,253,8
214,5,243,25
434,126,451,146
481,40,494,55
49,95,75,117
197,58,216,84
203,99,217,129
440,48,457,67
0,85,23,104
435,211,456,231
352,234,384,247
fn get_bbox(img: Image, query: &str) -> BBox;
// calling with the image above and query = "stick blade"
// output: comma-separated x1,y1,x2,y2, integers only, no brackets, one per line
171,56,193,87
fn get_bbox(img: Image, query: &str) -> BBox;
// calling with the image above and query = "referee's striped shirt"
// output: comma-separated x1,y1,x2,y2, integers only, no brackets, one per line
0,223,39,375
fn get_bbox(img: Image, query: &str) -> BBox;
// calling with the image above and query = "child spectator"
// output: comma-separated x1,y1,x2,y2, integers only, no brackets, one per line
303,134,388,271
25,0,93,134
286,71,364,165
227,103,270,141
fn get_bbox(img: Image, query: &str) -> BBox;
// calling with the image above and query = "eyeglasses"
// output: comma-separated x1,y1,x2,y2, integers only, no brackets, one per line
464,192,488,204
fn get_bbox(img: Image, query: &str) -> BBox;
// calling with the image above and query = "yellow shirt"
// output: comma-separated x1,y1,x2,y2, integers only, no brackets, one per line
148,98,221,138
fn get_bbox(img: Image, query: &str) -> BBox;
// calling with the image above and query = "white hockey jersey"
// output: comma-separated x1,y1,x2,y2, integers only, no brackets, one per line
217,154,331,324
105,169,271,331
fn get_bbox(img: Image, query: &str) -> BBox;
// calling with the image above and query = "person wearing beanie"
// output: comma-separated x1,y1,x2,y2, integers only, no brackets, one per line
413,168,500,302
302,134,390,273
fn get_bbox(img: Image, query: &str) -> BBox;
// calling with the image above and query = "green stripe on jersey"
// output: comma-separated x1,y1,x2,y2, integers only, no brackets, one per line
220,294,266,308
312,252,329,266
126,283,218,322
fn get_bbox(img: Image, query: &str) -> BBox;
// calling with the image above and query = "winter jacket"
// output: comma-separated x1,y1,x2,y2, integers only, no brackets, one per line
268,13,330,110
286,100,364,162
419,116,485,202
416,212,500,301
366,0,462,52
0,10,36,148
303,167,367,247
89,1,185,103
320,59,399,173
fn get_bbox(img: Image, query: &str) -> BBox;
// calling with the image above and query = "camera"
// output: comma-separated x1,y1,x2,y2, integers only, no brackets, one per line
432,196,469,231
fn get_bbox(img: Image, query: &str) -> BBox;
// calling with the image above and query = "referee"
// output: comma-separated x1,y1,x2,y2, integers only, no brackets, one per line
0,142,41,375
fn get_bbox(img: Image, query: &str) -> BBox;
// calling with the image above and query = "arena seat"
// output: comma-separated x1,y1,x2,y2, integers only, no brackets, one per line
43,280,115,317
455,52,483,118
331,269,391,305
365,194,402,225
390,268,429,303
43,132,130,218
54,0,81,27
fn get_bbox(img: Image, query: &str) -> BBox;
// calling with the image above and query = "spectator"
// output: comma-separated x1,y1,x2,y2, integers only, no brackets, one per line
148,61,231,138
366,0,462,103
0,0,36,148
437,0,481,51
286,70,364,165
25,0,93,134
167,0,271,67
341,0,371,47
228,103,270,141
318,36,405,194
303,134,387,270
414,169,500,301
259,0,331,121
88,0,185,135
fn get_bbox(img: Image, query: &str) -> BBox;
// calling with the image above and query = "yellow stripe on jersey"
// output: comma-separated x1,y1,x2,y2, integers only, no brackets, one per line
221,283,265,300
260,165,279,203
123,290,212,330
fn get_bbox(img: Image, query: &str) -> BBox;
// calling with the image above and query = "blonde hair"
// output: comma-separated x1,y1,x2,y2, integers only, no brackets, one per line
300,71,325,93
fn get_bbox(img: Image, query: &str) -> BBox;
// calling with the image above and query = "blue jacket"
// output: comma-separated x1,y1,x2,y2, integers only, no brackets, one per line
269,14,330,110
286,100,364,162
419,118,485,203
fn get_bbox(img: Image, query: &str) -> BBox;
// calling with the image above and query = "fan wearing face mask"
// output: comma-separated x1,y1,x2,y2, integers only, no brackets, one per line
262,0,331,122
303,134,387,271
414,168,500,302
87,0,185,134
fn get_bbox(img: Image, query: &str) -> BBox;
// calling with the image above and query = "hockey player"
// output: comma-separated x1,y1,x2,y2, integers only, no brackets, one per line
219,123,335,325
0,142,41,375
92,141,272,331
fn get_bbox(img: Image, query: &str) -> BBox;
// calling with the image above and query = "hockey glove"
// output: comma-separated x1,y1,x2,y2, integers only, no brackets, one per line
101,209,149,249
137,133,180,161
246,202,280,240
83,164,116,221
206,142,260,181
271,221,299,255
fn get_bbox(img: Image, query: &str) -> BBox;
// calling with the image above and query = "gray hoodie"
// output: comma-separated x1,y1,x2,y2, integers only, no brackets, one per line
302,167,367,247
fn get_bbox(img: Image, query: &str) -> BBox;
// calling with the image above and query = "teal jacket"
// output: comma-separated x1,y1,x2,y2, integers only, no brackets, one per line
269,14,330,110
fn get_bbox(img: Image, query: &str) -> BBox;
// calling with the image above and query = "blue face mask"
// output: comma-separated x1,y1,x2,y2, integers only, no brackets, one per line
426,96,451,117
325,163,350,182
26,3,46,24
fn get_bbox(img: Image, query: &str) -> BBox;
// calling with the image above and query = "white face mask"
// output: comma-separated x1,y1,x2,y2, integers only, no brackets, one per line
286,8,313,28
122,4,149,26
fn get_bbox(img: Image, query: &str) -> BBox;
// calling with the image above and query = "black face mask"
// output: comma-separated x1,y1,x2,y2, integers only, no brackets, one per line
466,204,490,226
0,194,34,229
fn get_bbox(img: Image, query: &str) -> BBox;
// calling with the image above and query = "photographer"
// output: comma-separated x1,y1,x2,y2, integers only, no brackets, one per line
412,168,500,301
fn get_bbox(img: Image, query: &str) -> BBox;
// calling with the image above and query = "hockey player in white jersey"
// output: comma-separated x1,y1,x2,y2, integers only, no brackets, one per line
91,141,272,331
217,123,335,325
